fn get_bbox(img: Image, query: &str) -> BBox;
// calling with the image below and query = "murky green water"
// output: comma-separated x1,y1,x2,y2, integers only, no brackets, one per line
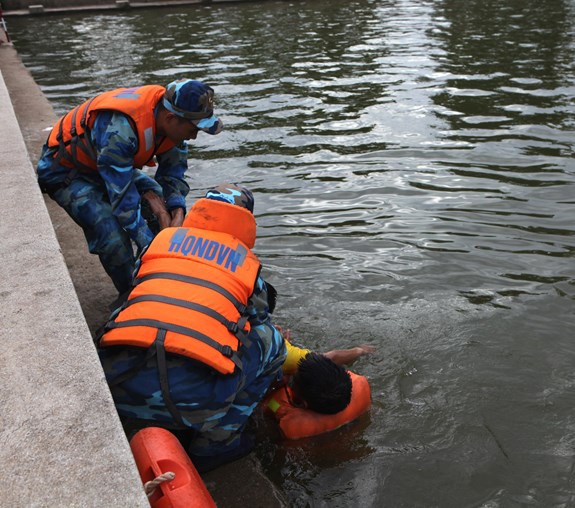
8,0,575,505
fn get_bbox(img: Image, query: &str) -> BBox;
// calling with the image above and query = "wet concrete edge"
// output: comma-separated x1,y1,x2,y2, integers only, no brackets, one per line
0,36,149,508
3,0,266,17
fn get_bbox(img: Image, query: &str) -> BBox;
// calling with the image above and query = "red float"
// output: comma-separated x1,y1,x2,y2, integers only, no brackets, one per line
130,427,216,508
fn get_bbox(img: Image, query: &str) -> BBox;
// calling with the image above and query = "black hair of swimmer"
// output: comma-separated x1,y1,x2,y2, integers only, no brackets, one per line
292,352,352,414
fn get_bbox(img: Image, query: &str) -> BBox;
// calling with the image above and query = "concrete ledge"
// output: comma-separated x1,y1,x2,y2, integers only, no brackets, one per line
0,51,149,507
28,4,45,13
4,0,214,16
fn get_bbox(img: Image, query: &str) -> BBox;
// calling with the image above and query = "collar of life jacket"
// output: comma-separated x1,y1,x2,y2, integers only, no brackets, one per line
183,198,257,248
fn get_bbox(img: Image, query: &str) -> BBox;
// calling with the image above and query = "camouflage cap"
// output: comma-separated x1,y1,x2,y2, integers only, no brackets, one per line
163,78,223,135
205,183,255,213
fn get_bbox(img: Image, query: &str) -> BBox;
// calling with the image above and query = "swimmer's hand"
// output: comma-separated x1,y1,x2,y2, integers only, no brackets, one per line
323,344,376,366
274,325,376,365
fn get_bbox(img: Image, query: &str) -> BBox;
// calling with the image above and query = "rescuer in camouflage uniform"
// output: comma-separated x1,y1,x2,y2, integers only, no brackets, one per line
98,184,286,472
37,79,223,297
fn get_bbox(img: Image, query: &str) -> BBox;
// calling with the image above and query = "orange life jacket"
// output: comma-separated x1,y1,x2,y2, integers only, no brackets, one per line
183,197,257,249
265,371,371,440
47,85,176,171
100,210,261,375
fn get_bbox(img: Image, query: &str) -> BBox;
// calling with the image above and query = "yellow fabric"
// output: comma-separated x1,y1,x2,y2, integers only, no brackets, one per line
267,397,281,413
283,341,310,375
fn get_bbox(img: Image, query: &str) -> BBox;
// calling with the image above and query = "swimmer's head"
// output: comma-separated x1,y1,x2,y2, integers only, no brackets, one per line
292,352,352,414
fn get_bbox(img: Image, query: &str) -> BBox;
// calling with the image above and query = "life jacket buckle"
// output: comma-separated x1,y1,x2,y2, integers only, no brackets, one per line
221,345,233,358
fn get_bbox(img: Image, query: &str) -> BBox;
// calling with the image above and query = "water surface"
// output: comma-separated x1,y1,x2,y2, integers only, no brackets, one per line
9,0,575,505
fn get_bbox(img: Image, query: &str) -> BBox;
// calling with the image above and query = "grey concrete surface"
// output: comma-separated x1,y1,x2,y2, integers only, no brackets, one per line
0,38,150,508
2,0,257,17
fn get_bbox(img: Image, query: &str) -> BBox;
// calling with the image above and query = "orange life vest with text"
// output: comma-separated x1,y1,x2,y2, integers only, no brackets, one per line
47,85,176,171
100,216,261,375
265,371,372,440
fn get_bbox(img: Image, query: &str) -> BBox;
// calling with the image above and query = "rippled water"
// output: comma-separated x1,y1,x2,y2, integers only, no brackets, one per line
8,0,575,505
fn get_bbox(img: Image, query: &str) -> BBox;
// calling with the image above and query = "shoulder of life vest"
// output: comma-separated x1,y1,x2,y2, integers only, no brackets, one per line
265,371,372,440
100,226,261,375
47,85,175,170
183,198,257,249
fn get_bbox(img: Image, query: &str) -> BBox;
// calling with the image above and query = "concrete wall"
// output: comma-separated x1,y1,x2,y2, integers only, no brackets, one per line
3,0,117,9
2,0,248,14
0,35,149,508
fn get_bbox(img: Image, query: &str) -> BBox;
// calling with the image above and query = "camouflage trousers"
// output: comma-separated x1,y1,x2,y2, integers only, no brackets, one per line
49,175,137,294
98,338,286,459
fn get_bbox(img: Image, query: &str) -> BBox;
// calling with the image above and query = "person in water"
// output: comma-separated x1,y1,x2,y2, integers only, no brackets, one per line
98,183,286,473
37,78,223,297
281,332,375,414
263,335,374,440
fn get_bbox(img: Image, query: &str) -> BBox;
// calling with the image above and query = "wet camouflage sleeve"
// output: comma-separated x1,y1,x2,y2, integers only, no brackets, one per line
133,168,163,196
155,143,189,211
246,276,287,378
91,111,153,250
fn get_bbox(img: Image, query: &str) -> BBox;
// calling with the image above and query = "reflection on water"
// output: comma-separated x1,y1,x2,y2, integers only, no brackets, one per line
8,0,575,505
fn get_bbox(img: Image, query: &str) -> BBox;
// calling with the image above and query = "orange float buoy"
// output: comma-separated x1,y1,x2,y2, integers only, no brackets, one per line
130,427,216,508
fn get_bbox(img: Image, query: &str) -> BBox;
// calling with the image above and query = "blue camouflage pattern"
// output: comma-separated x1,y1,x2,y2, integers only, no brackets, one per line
205,183,255,212
37,109,190,294
98,275,286,458
163,79,223,135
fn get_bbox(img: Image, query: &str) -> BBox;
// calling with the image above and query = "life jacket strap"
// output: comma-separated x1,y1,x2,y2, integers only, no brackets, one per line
103,329,224,430
70,98,98,166
229,316,251,348
51,116,69,172
78,96,96,154
52,98,98,174
135,272,247,314
125,294,249,343
155,328,187,428
106,318,243,372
